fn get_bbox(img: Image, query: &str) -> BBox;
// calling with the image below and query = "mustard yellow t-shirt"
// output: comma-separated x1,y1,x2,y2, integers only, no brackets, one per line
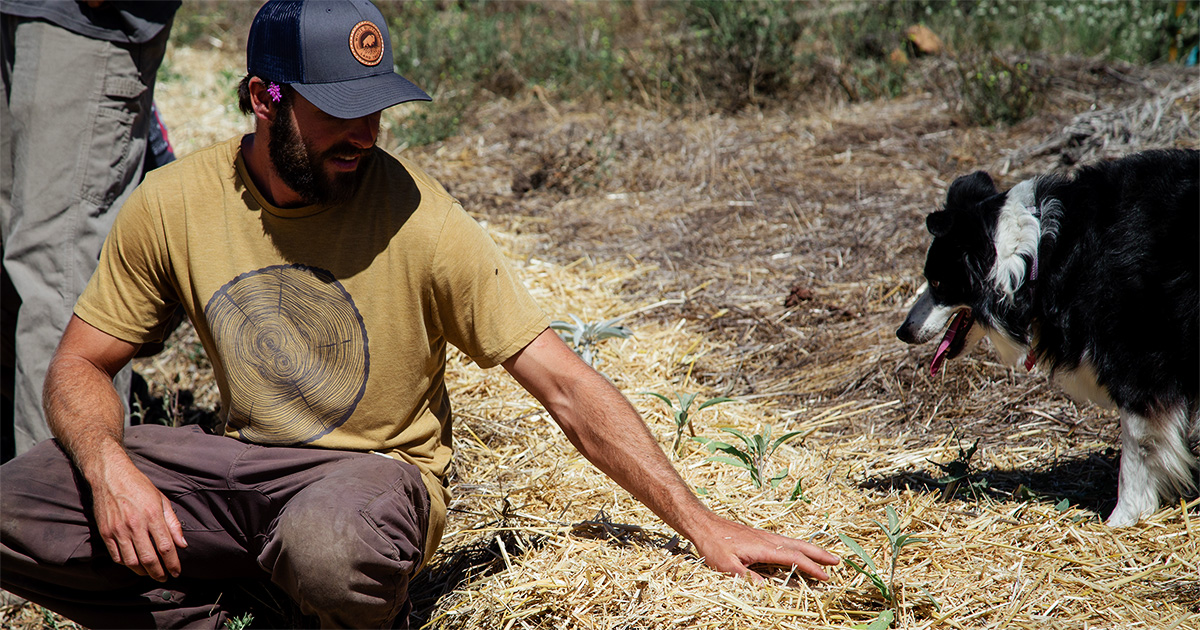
76,136,550,564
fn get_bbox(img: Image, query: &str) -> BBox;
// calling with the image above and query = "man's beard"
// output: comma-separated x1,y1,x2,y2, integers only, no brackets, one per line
268,107,369,205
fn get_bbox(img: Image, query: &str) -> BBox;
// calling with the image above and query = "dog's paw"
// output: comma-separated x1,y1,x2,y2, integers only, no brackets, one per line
1105,501,1151,527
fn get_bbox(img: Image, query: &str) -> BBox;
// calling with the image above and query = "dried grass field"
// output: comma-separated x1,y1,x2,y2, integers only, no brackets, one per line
4,34,1198,630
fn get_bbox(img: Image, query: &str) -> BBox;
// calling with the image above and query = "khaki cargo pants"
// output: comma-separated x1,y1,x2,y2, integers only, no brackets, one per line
1,15,168,457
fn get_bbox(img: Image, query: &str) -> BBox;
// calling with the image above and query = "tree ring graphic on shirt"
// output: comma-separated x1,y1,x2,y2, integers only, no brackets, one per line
205,264,369,444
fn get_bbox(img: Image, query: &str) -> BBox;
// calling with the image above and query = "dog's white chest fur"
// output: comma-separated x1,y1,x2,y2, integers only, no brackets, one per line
986,329,1116,409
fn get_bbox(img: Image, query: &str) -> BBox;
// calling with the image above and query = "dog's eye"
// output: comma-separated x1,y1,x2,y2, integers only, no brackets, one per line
929,280,941,291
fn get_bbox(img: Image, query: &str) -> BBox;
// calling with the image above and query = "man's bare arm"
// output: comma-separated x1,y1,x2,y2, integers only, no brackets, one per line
502,328,839,581
44,315,187,581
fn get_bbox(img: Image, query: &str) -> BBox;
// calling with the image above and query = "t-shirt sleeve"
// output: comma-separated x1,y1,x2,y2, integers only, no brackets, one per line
431,203,549,368
74,184,179,344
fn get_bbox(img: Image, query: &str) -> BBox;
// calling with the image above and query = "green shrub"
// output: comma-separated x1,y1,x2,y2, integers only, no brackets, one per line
956,53,1046,126
957,0,1197,64
675,0,808,109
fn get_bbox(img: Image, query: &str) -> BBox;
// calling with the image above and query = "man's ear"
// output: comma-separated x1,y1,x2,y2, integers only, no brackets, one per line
247,77,277,123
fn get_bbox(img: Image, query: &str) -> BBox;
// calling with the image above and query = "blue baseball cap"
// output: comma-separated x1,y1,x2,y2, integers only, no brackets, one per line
247,0,430,119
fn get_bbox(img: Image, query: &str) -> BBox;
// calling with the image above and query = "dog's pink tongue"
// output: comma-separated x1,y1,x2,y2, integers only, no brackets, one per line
930,311,966,377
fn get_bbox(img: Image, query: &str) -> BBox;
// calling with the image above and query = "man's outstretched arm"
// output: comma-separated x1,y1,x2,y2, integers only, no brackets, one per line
502,328,839,581
43,315,187,582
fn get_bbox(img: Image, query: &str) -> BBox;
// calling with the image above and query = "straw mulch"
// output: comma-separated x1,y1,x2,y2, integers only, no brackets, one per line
3,46,1197,630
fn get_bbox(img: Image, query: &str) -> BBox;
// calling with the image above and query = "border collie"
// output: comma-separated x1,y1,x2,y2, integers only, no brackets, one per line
896,149,1199,526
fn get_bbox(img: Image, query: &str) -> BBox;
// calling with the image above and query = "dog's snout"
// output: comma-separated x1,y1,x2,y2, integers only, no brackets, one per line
896,324,914,344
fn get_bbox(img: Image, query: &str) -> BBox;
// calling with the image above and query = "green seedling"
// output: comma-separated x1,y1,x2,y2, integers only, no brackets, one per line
224,613,254,630
692,424,803,489
641,391,734,457
550,314,632,367
837,533,891,603
787,475,812,504
873,505,926,606
837,506,929,629
930,437,989,500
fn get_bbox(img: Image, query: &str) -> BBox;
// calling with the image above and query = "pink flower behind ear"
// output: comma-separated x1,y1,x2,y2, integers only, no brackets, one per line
267,83,282,103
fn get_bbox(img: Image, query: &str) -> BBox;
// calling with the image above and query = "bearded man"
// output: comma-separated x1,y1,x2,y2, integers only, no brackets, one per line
0,1,837,628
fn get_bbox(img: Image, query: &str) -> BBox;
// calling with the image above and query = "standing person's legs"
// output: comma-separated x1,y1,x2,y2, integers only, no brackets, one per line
1,16,18,463
1,424,430,629
0,17,169,458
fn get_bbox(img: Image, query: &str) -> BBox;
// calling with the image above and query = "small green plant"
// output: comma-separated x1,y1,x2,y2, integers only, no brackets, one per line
224,613,254,630
837,534,891,607
787,475,812,504
837,506,928,628
930,436,989,500
692,424,802,488
641,391,734,457
550,314,632,367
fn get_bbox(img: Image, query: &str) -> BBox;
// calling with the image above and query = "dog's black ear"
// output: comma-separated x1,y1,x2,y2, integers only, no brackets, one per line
946,171,997,210
926,210,954,236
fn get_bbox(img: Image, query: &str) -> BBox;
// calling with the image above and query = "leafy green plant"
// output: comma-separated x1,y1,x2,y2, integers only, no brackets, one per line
838,533,891,607
171,0,1198,136
692,424,802,488
641,391,734,457
550,314,633,367
224,613,254,630
837,506,929,628
844,58,909,101
930,436,989,500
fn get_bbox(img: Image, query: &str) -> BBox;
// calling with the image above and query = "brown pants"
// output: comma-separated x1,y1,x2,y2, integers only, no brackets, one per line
0,424,429,629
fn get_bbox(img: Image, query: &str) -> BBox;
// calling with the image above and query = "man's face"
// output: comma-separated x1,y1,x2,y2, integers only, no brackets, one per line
268,92,382,205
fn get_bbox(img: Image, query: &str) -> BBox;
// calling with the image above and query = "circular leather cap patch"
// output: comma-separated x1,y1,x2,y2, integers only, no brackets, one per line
349,20,384,66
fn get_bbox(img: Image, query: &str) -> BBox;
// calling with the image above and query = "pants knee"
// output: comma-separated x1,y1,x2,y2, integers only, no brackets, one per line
260,457,428,627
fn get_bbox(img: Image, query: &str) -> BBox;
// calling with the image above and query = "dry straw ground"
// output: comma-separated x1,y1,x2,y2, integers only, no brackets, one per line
3,38,1198,630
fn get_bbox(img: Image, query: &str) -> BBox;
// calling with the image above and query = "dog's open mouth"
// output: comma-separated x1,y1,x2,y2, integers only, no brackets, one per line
930,309,974,376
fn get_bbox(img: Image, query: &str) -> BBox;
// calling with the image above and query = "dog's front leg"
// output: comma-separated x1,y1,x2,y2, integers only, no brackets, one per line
1108,410,1161,526
1108,407,1196,526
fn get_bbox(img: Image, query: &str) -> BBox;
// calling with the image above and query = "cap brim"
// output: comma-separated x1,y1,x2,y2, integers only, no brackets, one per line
293,72,431,119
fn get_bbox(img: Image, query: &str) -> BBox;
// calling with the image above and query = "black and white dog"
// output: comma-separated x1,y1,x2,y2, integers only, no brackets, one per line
896,149,1199,526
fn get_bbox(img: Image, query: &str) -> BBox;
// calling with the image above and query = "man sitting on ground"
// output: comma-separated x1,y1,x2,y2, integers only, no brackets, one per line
0,1,838,627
